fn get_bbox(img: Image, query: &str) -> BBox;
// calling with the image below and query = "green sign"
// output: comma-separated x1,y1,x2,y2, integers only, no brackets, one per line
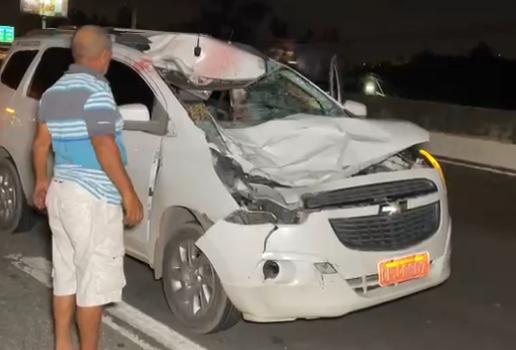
0,26,14,44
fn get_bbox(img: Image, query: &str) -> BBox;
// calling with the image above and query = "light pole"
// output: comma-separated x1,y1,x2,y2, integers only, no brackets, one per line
40,1,47,29
130,0,138,29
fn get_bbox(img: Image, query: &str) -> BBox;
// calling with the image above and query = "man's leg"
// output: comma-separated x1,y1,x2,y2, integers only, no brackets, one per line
55,195,104,350
77,306,103,350
53,295,76,350
65,190,126,350
48,181,78,350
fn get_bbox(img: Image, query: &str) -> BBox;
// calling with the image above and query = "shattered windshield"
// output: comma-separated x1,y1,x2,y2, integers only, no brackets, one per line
222,67,344,128
173,66,345,131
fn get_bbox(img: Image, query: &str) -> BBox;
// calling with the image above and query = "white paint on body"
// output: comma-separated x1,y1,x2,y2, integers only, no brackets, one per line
6,254,209,350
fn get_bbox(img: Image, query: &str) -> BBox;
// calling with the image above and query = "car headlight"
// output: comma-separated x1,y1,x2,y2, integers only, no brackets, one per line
225,210,277,225
225,200,308,225
212,150,308,225
420,149,446,186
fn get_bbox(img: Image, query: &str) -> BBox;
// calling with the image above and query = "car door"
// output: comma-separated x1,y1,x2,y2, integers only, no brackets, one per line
106,53,167,262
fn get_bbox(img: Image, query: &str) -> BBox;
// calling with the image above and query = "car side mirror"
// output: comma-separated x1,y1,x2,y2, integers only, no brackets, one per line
119,104,150,122
343,100,367,118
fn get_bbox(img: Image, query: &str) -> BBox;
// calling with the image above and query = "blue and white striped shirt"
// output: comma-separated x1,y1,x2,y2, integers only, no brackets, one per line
38,64,127,205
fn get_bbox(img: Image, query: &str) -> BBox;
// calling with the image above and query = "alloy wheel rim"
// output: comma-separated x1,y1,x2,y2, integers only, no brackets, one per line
169,238,216,317
0,169,17,225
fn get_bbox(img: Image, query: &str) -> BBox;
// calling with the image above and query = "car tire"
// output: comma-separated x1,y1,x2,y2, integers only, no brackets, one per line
162,222,241,334
0,158,36,234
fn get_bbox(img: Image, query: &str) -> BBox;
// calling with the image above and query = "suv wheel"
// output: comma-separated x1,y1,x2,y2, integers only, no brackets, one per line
0,158,36,233
162,222,241,334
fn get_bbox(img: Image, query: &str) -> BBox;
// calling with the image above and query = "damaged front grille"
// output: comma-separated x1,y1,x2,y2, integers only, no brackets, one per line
303,179,437,210
329,202,440,251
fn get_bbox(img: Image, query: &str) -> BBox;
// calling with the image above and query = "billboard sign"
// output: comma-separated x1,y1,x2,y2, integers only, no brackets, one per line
20,0,69,18
0,26,15,44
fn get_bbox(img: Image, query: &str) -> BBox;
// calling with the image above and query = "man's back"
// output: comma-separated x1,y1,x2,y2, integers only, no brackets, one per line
39,63,127,204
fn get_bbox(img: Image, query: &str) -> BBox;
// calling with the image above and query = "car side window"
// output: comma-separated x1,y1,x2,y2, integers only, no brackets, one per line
27,46,167,134
105,60,156,115
28,47,73,100
106,60,168,135
27,46,156,112
1,50,38,90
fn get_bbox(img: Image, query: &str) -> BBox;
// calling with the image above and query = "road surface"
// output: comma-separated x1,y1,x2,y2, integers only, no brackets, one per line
1,163,515,350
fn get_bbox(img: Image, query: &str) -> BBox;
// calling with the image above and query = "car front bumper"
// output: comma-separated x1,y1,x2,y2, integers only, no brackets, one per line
223,228,450,323
197,191,452,323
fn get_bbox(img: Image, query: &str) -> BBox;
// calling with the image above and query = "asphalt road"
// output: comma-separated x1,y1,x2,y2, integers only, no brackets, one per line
1,162,516,350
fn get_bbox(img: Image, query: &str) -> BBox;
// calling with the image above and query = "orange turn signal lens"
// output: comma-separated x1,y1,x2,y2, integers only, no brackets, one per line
420,149,445,185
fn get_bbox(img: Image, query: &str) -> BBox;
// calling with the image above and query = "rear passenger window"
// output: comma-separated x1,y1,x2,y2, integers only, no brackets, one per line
28,47,73,100
1,50,38,90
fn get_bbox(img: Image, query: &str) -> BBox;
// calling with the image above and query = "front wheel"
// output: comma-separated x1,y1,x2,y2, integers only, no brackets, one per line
162,222,241,334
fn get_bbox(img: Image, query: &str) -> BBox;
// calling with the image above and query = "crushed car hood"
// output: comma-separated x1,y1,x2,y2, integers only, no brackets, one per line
221,114,429,187
145,33,267,89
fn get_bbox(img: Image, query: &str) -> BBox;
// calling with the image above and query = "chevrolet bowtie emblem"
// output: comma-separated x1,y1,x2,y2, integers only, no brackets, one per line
379,200,408,215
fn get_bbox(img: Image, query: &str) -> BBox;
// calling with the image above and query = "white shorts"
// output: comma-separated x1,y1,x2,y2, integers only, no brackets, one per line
46,179,126,307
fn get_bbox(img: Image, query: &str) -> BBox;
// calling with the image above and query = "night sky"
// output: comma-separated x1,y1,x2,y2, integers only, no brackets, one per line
1,0,516,61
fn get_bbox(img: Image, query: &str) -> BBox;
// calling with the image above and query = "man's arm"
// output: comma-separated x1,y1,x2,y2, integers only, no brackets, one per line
32,122,52,183
32,122,52,209
90,135,135,197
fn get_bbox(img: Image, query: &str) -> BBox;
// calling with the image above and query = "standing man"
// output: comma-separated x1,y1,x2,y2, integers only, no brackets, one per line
32,25,143,350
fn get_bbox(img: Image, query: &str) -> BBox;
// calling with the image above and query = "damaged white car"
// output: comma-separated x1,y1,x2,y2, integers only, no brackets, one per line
0,28,451,334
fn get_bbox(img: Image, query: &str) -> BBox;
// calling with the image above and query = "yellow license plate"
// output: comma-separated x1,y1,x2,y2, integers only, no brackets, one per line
378,252,430,287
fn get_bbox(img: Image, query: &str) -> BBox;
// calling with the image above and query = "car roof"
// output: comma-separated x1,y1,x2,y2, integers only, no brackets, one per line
11,27,271,89
23,27,167,39
16,27,269,59
16,27,164,51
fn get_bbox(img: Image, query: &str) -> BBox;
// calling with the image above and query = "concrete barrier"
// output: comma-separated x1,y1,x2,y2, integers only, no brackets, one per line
347,95,516,173
427,132,516,172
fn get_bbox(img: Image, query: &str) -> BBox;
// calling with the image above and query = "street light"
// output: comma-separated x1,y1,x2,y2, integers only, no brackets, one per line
364,81,376,95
